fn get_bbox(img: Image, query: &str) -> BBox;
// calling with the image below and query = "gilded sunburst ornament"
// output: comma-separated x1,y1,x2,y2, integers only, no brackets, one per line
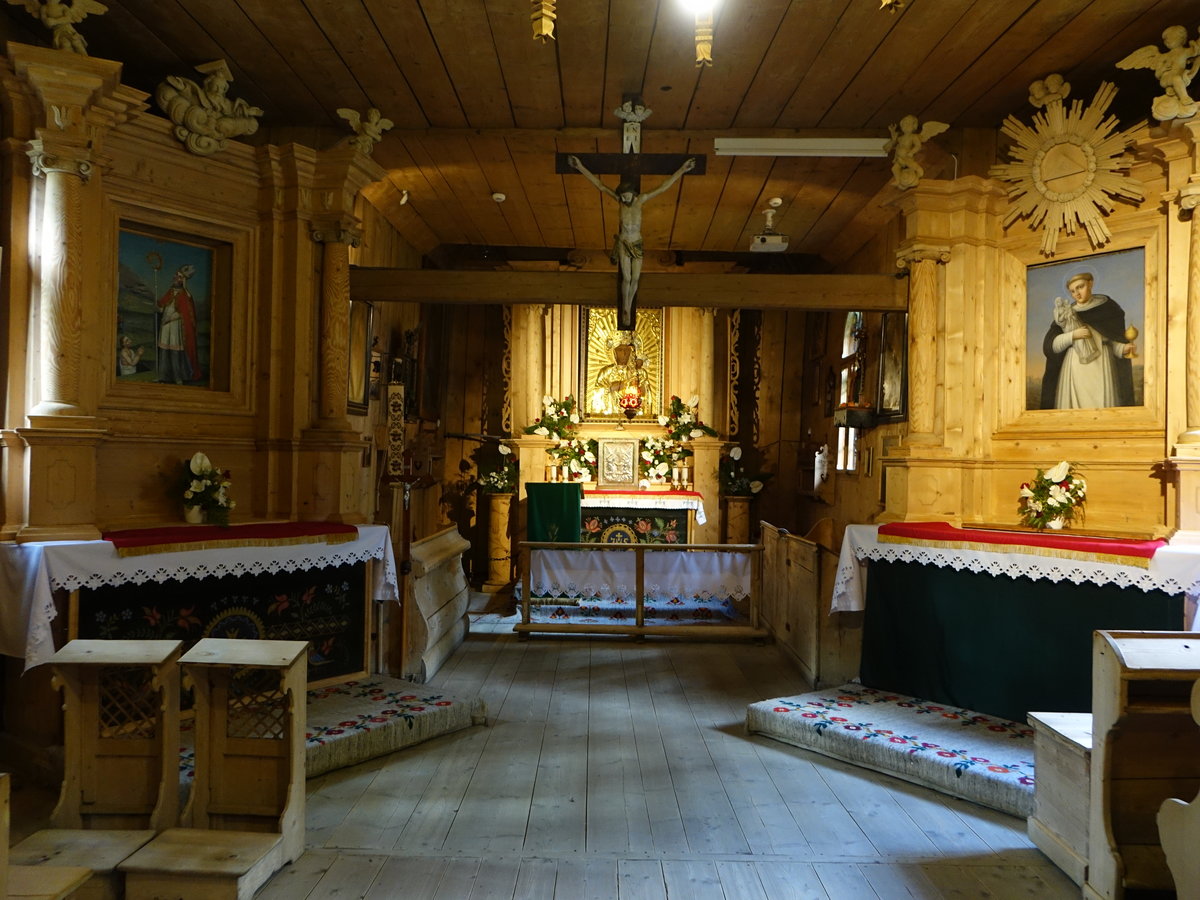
989,79,1144,256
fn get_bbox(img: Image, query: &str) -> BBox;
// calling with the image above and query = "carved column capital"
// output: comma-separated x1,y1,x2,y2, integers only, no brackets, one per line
896,243,951,269
26,137,93,181
309,220,362,247
1178,180,1200,213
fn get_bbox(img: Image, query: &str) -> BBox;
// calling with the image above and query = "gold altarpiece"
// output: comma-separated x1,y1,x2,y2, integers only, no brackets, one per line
511,304,725,544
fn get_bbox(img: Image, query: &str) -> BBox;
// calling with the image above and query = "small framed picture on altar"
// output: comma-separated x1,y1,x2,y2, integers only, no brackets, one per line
597,438,638,488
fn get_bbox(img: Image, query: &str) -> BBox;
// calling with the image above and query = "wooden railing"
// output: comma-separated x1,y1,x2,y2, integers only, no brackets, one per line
516,541,766,640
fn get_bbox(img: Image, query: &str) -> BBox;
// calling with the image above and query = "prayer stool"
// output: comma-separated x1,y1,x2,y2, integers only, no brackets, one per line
1026,711,1092,885
120,639,307,900
11,640,184,900
1085,631,1200,900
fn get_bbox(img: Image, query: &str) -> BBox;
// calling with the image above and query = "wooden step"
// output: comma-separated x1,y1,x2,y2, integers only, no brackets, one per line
8,864,93,900
11,829,157,900
119,828,284,900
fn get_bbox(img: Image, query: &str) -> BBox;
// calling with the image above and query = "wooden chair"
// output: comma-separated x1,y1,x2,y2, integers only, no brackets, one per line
119,638,308,900
10,640,184,900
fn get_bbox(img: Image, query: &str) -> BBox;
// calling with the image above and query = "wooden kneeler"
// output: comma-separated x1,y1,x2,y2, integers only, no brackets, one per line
120,639,308,900
10,640,184,900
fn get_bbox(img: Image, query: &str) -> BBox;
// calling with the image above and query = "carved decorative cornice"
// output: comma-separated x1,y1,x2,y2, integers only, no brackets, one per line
896,242,951,269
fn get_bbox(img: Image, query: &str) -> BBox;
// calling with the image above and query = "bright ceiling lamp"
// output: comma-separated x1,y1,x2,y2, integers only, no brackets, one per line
713,137,890,157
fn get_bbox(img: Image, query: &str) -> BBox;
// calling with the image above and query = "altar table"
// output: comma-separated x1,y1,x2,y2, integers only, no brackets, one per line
832,523,1200,721
0,524,397,671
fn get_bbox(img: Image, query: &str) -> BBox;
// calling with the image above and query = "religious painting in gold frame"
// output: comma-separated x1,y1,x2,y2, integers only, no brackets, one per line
580,306,663,422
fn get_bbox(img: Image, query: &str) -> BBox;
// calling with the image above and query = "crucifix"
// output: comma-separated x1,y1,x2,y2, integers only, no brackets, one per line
557,95,706,330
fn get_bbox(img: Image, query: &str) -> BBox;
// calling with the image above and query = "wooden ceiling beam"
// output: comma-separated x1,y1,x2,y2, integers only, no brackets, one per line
349,268,906,311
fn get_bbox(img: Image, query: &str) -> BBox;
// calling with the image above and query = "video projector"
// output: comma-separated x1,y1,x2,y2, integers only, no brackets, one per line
750,232,789,252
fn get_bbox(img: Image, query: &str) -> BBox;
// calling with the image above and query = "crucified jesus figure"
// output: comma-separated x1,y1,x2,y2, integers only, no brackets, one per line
567,154,696,329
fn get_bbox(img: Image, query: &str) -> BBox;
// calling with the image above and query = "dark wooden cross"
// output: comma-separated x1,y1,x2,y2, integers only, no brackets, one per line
556,94,706,330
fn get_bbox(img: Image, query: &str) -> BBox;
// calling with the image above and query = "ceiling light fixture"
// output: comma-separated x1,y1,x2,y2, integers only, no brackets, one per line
677,0,716,66
713,137,889,158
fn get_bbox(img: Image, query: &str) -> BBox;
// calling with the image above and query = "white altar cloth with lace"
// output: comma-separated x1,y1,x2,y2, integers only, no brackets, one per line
0,524,397,670
581,490,707,525
528,548,749,602
833,524,1200,626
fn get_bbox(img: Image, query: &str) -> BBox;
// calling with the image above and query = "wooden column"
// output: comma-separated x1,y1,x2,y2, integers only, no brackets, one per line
1177,179,1200,446
896,243,950,446
297,145,385,522
1170,122,1200,543
7,45,147,541
481,491,514,593
699,307,716,420
310,221,358,430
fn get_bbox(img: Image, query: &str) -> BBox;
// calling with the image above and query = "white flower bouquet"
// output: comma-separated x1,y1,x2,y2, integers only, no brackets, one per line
1018,460,1086,531
524,395,581,441
180,451,235,526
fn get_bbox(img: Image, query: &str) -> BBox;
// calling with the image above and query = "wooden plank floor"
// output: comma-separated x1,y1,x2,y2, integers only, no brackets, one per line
262,634,1076,899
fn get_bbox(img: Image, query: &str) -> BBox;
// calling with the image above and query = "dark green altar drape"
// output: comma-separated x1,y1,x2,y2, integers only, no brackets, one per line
860,560,1183,722
525,483,582,542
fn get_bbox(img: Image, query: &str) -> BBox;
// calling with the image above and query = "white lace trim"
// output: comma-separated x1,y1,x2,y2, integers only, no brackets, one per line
581,492,708,525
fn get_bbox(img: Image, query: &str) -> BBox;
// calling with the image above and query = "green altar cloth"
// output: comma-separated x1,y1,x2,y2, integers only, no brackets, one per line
860,560,1183,722
526,483,582,542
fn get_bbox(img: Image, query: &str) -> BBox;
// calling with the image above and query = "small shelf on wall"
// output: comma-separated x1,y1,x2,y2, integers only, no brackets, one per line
833,406,876,429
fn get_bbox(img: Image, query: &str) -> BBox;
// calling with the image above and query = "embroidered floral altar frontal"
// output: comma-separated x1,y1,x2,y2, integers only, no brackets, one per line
746,684,1035,817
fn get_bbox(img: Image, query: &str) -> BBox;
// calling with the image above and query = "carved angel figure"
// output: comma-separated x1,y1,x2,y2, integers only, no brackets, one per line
156,60,263,156
336,107,394,156
7,0,107,56
1116,25,1200,121
885,114,949,190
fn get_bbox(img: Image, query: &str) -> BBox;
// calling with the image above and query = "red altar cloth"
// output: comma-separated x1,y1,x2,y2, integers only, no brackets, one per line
878,521,1164,568
103,522,359,558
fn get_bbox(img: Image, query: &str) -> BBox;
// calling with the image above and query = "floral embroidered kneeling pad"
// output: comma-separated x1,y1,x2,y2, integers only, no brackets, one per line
746,684,1035,817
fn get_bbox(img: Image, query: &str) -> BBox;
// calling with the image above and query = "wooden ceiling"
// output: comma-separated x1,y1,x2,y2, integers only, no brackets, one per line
3,0,1190,270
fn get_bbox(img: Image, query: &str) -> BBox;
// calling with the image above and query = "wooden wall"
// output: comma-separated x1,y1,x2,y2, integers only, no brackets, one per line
0,46,424,539
752,124,1199,547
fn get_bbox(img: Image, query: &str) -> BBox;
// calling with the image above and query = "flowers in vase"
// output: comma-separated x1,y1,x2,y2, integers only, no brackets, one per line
180,451,235,526
658,394,718,443
720,446,771,496
1018,460,1086,531
478,443,517,494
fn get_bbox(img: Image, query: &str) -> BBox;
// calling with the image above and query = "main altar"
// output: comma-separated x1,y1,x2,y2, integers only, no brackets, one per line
507,305,726,546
